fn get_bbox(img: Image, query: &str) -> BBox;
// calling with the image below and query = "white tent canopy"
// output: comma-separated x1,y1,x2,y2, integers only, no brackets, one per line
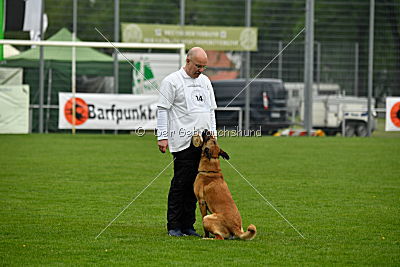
4,45,20,58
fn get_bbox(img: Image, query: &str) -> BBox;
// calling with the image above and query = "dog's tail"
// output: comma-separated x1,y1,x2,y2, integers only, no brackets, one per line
237,224,257,240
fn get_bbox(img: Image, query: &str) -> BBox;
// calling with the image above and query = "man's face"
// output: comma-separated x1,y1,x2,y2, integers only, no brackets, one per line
186,56,207,79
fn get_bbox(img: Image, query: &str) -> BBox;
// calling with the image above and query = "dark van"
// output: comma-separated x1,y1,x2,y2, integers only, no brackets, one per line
212,79,291,134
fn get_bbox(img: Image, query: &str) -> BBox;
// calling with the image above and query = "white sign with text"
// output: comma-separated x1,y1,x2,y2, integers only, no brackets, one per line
58,93,158,130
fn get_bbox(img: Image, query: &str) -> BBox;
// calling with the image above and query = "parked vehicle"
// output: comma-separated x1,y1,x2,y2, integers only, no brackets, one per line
212,79,291,134
284,82,341,115
301,95,376,136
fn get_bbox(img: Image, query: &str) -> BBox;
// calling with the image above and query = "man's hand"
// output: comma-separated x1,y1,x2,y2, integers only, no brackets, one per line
158,139,168,153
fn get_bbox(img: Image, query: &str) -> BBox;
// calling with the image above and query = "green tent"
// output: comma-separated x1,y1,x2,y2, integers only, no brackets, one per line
1,28,133,132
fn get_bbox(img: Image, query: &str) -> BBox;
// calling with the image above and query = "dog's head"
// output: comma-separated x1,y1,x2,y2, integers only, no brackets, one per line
201,129,229,160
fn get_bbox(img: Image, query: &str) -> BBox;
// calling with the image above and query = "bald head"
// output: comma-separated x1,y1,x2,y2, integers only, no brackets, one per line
187,47,208,61
184,47,208,79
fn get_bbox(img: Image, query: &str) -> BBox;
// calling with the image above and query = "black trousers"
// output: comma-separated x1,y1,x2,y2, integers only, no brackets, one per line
167,143,202,231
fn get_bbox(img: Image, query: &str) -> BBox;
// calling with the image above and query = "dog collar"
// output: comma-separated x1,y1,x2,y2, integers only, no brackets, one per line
198,170,219,173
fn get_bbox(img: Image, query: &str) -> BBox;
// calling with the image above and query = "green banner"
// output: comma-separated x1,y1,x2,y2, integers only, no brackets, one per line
121,23,257,51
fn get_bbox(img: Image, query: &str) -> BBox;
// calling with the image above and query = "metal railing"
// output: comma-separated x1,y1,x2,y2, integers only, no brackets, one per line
215,107,243,133
29,105,243,134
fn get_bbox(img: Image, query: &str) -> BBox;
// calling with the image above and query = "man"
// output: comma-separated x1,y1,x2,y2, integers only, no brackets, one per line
156,47,217,237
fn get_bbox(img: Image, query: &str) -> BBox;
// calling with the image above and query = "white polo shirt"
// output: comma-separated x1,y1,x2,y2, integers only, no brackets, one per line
157,68,217,153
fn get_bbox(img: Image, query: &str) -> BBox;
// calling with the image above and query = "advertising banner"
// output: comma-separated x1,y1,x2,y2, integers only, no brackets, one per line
121,23,258,51
386,97,400,131
0,85,29,134
58,93,158,130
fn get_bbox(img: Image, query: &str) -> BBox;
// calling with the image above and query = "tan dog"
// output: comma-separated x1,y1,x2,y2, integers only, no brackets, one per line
193,130,256,240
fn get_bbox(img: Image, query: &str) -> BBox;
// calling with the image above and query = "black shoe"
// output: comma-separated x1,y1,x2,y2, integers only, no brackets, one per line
168,229,186,237
182,228,201,237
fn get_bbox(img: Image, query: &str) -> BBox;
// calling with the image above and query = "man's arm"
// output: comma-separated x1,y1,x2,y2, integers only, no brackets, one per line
157,77,175,153
157,107,168,153
207,78,218,138
210,109,217,137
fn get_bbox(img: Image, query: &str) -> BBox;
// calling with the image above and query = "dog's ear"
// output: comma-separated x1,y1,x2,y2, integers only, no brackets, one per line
219,149,230,160
204,147,212,160
202,129,211,142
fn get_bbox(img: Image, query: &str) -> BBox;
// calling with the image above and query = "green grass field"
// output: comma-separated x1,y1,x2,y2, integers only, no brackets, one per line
1,134,399,265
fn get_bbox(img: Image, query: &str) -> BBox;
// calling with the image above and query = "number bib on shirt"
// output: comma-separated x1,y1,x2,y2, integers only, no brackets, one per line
184,84,211,113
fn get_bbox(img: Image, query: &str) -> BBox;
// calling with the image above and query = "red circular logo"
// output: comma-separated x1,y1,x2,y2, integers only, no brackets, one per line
64,97,89,125
390,102,400,128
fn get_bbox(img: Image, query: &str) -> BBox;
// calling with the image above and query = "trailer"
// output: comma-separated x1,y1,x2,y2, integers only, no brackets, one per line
301,95,376,136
